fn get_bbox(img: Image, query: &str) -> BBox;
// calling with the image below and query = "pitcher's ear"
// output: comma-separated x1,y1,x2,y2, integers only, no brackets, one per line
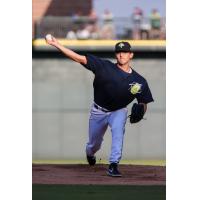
130,52,134,59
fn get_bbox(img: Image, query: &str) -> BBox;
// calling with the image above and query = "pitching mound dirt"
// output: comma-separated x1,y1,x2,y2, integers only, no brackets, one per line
32,164,165,185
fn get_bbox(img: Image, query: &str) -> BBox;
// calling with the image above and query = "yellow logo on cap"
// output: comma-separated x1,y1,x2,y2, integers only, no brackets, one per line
129,82,142,95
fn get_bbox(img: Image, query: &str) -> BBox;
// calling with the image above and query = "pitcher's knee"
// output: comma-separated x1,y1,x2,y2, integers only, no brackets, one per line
87,142,102,155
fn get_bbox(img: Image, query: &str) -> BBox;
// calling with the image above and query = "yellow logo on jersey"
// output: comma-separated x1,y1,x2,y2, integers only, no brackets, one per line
129,82,142,95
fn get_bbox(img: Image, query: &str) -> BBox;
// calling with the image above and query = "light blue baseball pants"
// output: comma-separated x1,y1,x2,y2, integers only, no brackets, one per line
86,103,128,164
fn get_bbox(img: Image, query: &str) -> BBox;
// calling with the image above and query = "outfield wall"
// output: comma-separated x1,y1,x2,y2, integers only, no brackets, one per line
32,57,166,160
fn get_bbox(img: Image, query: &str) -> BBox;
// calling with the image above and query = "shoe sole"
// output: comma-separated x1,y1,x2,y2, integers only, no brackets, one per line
107,171,122,177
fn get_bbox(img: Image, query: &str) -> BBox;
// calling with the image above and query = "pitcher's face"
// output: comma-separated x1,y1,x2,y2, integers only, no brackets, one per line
115,52,133,65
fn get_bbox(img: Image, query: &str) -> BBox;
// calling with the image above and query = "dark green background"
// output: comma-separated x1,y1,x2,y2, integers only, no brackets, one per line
33,184,165,200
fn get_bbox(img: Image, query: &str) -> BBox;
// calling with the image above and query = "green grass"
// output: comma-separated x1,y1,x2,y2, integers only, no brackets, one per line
32,184,166,200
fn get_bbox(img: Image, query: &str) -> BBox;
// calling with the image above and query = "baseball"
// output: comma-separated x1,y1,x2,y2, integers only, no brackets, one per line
45,34,52,41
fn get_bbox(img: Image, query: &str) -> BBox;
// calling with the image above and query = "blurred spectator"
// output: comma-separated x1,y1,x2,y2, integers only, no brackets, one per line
88,9,99,39
71,11,82,22
131,7,143,39
140,24,151,40
100,9,115,39
160,18,166,39
88,9,98,24
66,28,77,40
77,26,90,40
89,25,100,39
102,9,113,23
150,9,161,39
140,18,151,40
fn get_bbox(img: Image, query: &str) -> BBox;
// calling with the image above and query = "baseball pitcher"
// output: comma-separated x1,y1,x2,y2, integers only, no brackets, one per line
45,35,154,177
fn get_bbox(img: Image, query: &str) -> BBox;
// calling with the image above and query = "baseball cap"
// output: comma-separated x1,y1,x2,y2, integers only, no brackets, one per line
115,41,132,52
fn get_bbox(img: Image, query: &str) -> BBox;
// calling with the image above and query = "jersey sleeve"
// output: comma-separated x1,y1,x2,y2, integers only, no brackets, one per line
81,54,105,74
136,81,154,104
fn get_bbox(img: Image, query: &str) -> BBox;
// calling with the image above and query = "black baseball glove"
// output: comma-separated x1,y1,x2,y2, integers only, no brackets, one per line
129,103,145,123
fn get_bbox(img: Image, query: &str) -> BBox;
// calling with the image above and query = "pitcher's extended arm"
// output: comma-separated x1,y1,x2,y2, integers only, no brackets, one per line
45,35,87,65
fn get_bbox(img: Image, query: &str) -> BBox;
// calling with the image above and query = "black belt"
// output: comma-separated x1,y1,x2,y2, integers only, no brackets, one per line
94,104,110,112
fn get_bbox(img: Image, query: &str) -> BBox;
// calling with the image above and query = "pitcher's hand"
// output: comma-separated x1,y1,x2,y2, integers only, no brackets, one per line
45,34,60,47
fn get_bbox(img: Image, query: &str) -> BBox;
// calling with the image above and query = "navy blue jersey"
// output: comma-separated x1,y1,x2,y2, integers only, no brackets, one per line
82,54,154,111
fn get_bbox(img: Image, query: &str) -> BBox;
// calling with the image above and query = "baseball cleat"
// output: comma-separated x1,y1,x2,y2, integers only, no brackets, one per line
86,155,96,166
107,163,122,177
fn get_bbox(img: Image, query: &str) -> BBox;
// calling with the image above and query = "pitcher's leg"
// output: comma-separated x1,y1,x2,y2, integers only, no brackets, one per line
86,106,108,156
108,108,128,163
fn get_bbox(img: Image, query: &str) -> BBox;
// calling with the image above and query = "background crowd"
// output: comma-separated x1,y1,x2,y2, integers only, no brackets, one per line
65,7,165,40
